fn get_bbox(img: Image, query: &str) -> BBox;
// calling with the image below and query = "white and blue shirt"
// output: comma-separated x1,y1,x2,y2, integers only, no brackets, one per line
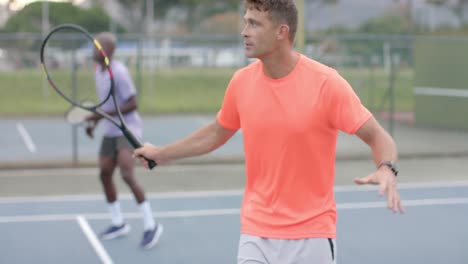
95,60,143,138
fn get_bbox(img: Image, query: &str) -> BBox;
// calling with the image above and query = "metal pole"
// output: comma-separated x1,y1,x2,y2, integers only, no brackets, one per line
296,0,305,53
147,0,155,102
407,0,413,34
369,61,376,111
71,49,79,166
388,46,396,137
41,2,50,111
136,36,143,100
41,1,49,36
110,19,116,34
146,0,154,35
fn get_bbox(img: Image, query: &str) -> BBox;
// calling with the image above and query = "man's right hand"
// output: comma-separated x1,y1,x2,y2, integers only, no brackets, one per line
85,121,96,138
85,113,102,123
133,143,166,169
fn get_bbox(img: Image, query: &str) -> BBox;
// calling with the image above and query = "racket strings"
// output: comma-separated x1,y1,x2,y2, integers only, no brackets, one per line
41,27,104,108
65,100,95,125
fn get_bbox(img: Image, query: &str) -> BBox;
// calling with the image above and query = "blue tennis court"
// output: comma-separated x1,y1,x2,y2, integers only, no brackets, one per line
1,182,467,264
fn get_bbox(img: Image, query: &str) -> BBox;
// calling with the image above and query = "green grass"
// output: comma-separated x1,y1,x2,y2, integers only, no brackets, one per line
0,67,414,116
0,70,72,115
138,68,233,114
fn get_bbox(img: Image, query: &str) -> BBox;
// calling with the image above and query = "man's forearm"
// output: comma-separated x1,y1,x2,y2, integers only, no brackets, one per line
105,105,136,116
160,122,234,161
103,97,138,116
356,117,398,167
369,130,398,167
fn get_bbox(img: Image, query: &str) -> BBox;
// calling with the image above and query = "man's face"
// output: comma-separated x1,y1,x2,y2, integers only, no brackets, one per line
241,8,279,59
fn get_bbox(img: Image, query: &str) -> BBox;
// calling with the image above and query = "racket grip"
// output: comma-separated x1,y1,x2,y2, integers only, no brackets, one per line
147,159,157,170
122,129,157,170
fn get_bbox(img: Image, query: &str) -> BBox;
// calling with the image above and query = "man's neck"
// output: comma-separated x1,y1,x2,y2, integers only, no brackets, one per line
99,59,111,71
261,50,299,79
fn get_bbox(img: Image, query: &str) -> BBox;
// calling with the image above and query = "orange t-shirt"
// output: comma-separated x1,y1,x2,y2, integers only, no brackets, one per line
217,54,372,239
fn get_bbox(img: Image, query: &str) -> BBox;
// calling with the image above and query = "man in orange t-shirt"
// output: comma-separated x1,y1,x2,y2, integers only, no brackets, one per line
134,0,404,263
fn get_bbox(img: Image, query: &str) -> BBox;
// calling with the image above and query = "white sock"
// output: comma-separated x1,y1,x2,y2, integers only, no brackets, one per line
108,201,124,226
139,201,156,231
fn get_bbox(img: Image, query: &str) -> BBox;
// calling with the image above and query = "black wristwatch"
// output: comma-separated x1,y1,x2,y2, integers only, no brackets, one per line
378,161,399,177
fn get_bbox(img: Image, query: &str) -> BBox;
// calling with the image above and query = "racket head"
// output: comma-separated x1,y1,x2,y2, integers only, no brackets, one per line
65,100,94,125
39,24,113,110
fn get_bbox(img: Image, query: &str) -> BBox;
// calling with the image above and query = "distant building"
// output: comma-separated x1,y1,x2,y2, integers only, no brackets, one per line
0,4,12,27
306,0,463,32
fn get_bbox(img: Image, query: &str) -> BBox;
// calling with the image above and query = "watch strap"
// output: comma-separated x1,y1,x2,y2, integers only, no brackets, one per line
378,161,398,176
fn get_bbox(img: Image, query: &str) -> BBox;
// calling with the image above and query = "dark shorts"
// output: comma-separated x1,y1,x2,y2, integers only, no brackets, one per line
99,136,133,159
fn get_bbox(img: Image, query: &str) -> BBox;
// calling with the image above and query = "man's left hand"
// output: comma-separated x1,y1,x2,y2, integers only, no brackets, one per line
354,167,405,214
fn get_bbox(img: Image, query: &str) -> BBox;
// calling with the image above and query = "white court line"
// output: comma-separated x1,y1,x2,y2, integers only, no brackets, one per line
333,180,468,192
0,164,244,178
414,86,468,98
16,122,37,153
337,197,468,209
0,190,244,204
3,180,468,204
76,215,113,264
0,208,240,223
1,197,468,223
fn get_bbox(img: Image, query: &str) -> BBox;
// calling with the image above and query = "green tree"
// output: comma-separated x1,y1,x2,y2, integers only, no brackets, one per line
2,1,120,33
182,0,239,32
426,0,468,26
359,14,409,34
111,0,239,32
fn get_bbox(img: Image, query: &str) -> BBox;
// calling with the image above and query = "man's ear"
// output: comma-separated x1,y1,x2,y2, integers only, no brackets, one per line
277,24,290,40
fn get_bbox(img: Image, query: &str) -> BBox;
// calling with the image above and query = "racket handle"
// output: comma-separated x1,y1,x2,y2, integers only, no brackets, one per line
146,159,157,170
122,129,157,170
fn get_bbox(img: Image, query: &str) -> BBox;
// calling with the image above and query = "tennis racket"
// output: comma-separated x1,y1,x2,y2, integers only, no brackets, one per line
40,24,156,169
64,100,94,126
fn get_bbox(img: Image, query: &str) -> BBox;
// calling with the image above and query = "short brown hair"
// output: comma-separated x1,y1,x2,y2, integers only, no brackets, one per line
244,0,298,42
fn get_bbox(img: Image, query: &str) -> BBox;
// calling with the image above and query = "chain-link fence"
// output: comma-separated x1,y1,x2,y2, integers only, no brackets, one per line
1,32,468,166
1,32,414,119
0,32,465,122
1,32,466,120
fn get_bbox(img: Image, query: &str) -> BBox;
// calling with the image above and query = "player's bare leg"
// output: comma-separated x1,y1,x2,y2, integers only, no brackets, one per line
118,148,145,203
99,155,130,240
100,155,117,202
118,147,162,249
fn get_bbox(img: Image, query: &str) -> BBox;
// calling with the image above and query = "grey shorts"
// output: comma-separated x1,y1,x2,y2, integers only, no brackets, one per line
99,136,133,159
237,234,336,264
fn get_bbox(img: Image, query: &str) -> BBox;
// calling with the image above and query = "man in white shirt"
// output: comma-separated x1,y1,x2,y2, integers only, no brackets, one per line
86,32,162,250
